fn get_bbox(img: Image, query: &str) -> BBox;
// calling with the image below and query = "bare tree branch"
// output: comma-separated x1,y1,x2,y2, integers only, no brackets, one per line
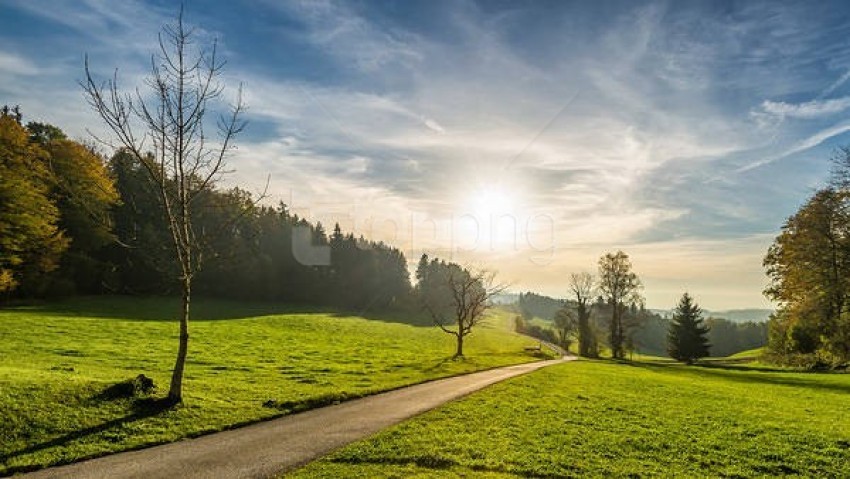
81,10,248,405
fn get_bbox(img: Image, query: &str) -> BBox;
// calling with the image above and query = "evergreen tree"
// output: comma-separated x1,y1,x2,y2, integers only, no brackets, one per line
667,293,711,363
415,253,430,287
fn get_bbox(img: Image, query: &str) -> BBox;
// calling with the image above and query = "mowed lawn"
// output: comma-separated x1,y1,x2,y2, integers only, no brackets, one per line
0,297,543,475
292,360,850,478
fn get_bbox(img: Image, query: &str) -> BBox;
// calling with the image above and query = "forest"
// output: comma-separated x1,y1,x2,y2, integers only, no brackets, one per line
0,107,413,313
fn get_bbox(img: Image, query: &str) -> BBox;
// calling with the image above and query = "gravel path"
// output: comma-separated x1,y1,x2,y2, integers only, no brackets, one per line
22,356,573,479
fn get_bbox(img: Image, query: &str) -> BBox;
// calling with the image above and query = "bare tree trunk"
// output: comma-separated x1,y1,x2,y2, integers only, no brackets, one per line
455,333,464,358
168,276,191,403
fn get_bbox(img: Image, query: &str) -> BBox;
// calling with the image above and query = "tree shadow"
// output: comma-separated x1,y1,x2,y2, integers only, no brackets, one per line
421,355,467,372
0,398,173,471
328,455,574,479
5,295,335,321
627,360,850,394
330,309,433,327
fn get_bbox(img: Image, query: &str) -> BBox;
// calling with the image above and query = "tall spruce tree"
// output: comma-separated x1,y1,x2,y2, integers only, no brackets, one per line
667,293,711,364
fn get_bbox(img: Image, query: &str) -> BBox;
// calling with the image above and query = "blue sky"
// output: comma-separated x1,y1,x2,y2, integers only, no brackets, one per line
3,0,850,309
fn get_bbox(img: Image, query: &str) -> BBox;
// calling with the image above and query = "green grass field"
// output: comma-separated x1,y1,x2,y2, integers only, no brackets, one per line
292,359,850,478
0,297,544,475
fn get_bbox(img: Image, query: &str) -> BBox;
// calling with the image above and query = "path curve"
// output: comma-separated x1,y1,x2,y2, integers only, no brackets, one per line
22,356,574,479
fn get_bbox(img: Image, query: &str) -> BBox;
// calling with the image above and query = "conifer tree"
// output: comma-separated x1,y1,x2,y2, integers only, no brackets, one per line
667,293,711,363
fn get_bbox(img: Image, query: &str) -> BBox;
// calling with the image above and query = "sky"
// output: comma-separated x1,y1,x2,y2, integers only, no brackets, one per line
3,0,850,310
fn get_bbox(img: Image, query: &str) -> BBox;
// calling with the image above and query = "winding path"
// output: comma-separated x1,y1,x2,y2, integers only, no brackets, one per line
23,356,573,479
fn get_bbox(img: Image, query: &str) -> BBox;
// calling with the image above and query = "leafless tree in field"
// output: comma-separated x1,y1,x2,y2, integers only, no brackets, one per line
426,266,507,358
82,10,245,404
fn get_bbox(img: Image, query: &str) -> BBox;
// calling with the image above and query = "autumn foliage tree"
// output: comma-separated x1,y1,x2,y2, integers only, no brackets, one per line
764,187,850,365
598,251,643,359
0,110,118,296
0,113,67,293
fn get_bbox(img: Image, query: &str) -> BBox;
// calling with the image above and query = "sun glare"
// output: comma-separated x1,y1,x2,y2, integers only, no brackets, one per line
471,187,516,217
452,186,523,250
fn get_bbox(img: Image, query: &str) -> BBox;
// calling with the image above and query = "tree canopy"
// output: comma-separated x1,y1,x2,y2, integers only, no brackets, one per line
764,186,850,366
598,251,643,359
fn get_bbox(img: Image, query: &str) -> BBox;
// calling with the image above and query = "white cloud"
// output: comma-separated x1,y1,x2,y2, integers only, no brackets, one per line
423,118,445,134
0,51,40,75
758,97,850,119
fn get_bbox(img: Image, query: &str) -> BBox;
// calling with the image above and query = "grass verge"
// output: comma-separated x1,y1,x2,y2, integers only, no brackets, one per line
291,359,850,478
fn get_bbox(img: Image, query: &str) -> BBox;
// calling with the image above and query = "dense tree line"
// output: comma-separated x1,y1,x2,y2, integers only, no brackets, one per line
630,314,766,358
0,110,413,313
517,292,564,321
705,318,767,357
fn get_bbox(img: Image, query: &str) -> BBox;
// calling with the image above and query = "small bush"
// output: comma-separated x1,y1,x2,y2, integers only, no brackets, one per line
97,374,156,400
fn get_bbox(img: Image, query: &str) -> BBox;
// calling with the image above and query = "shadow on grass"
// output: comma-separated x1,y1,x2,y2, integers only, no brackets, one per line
6,295,471,329
5,295,336,321
328,455,575,478
421,355,469,373
0,398,173,473
625,360,850,394
329,309,433,327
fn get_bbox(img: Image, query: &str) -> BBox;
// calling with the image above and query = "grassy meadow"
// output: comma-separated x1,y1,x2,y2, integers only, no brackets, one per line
292,359,850,478
0,297,544,475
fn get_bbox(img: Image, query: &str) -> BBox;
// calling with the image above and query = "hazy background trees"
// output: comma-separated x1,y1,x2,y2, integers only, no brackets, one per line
553,304,577,351
517,292,564,321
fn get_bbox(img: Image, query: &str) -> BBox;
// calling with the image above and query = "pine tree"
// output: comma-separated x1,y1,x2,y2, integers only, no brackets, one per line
415,253,430,287
667,293,711,364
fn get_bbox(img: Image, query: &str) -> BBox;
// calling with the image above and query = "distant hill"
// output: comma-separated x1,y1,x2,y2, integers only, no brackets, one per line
708,309,773,323
651,308,773,323
492,293,519,305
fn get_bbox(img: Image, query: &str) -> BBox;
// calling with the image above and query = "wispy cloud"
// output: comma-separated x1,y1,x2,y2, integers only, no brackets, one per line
757,97,850,120
0,50,40,76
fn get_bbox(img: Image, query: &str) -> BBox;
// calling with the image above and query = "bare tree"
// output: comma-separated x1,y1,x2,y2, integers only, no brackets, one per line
82,10,245,404
569,272,597,357
426,265,507,358
597,251,643,360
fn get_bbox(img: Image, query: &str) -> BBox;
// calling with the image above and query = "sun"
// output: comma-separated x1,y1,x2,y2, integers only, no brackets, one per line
471,186,516,218
453,186,522,250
